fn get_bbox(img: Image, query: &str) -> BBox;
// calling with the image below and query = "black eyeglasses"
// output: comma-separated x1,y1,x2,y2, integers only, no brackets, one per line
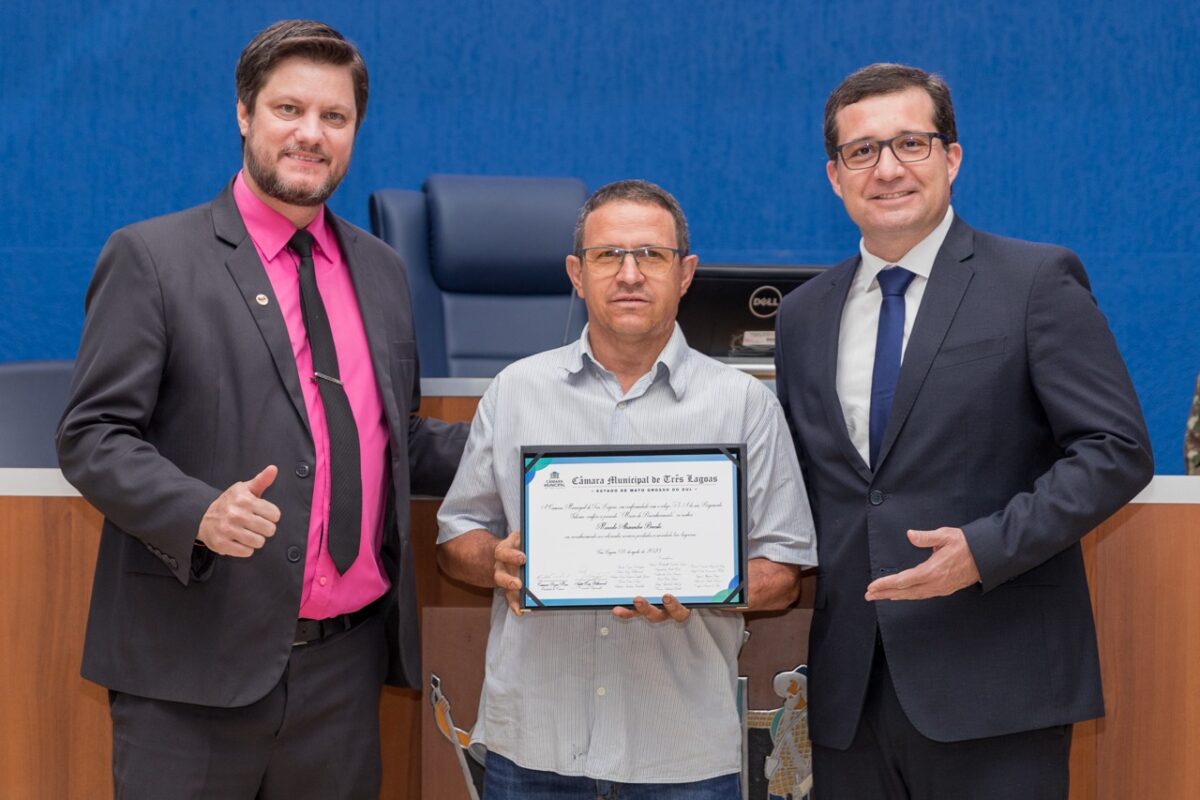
834,132,949,170
577,246,682,278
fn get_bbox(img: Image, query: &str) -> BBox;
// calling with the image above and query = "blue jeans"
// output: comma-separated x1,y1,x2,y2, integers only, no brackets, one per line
483,751,741,799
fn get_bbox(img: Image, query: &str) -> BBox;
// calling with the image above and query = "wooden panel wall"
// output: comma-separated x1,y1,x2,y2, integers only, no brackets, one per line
0,497,109,799
1093,504,1200,797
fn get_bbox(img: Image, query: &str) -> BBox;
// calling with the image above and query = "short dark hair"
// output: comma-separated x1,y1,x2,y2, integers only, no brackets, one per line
236,20,369,130
573,179,690,256
824,63,957,161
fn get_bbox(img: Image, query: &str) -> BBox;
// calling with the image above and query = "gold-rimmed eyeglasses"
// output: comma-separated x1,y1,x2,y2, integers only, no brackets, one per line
577,246,682,278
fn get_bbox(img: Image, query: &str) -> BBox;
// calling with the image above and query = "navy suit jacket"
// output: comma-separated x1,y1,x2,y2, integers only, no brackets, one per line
774,215,1153,747
58,183,466,706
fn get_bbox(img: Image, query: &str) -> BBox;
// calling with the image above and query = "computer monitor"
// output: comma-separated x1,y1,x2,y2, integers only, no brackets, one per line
676,264,825,367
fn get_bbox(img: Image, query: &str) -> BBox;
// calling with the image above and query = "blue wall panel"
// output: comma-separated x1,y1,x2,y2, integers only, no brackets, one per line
2,0,1196,472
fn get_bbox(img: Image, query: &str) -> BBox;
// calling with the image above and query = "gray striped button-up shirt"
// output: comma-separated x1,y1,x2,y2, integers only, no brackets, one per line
437,324,817,784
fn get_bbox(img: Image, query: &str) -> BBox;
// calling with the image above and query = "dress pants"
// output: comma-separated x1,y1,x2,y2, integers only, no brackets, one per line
811,641,1072,799
110,612,387,799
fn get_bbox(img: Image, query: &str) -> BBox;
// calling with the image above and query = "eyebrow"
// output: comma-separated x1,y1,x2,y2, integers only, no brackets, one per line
267,94,353,111
843,129,930,142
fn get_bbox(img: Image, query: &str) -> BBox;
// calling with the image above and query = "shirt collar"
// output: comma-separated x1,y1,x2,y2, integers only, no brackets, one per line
232,170,337,262
855,205,955,289
562,322,691,399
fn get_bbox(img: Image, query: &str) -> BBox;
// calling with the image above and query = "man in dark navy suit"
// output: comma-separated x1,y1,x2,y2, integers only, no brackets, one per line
774,63,1153,798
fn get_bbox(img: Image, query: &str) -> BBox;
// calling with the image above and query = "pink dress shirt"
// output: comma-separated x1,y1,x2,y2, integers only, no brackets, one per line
233,172,390,619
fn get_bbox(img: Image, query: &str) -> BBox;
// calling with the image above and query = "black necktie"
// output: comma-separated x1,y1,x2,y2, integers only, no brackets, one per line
869,266,915,469
289,229,361,574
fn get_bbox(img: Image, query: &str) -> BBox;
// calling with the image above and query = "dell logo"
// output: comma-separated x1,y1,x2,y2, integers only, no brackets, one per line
748,285,783,319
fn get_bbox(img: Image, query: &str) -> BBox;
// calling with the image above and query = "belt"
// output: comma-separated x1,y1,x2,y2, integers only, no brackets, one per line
293,600,379,647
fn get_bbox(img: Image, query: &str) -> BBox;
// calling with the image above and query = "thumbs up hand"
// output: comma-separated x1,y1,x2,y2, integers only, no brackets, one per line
196,465,283,557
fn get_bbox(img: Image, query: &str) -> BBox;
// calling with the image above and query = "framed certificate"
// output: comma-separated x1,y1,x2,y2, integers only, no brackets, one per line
519,444,748,610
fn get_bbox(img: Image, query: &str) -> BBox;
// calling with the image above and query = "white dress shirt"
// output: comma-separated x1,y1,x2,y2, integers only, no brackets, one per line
437,324,817,783
836,206,955,464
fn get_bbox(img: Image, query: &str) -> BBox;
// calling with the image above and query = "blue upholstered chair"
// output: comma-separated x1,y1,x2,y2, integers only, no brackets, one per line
369,174,588,377
0,360,75,468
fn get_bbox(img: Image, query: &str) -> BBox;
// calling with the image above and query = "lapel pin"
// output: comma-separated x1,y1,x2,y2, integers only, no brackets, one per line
255,294,270,306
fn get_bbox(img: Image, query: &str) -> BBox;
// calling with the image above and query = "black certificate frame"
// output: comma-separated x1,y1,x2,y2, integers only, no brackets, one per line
519,443,748,611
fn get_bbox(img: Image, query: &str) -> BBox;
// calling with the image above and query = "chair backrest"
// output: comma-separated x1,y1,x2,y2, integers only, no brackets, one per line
0,360,75,468
370,174,588,377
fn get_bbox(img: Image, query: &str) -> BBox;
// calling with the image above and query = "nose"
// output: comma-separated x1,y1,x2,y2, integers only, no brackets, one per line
615,252,645,285
873,144,906,179
294,111,323,143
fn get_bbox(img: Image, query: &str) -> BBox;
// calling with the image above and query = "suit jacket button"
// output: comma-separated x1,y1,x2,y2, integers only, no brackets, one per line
295,463,311,478
168,557,179,570
869,490,884,506
286,546,302,563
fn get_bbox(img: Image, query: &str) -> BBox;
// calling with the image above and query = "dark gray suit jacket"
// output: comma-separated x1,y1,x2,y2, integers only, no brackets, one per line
774,216,1153,747
57,183,466,707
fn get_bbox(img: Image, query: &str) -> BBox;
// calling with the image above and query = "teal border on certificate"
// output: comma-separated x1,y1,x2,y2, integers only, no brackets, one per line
519,444,748,611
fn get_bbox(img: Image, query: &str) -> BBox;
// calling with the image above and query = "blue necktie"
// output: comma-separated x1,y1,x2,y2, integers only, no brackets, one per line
869,266,915,469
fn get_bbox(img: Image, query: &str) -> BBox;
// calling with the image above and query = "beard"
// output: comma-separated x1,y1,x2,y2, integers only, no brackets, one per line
244,141,346,207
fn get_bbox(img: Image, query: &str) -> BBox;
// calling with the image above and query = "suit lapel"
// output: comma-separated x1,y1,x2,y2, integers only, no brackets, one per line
874,217,976,470
328,214,402,432
817,257,874,482
212,185,311,433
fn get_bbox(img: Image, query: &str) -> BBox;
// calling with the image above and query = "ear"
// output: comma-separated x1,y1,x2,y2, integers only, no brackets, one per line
826,159,844,200
565,254,585,298
678,254,698,296
236,100,252,137
945,141,963,186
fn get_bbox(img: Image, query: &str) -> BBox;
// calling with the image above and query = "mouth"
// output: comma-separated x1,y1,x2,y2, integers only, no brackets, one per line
282,149,327,166
611,295,649,307
871,190,916,201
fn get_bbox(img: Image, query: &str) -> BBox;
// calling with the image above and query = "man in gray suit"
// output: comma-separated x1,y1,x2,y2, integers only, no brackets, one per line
774,63,1153,798
57,19,465,798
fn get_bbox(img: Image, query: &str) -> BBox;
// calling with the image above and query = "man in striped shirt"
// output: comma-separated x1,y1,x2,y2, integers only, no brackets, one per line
437,179,817,799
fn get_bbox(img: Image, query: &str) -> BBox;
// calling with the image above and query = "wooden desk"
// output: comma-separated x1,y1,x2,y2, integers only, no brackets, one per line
2,381,1197,798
